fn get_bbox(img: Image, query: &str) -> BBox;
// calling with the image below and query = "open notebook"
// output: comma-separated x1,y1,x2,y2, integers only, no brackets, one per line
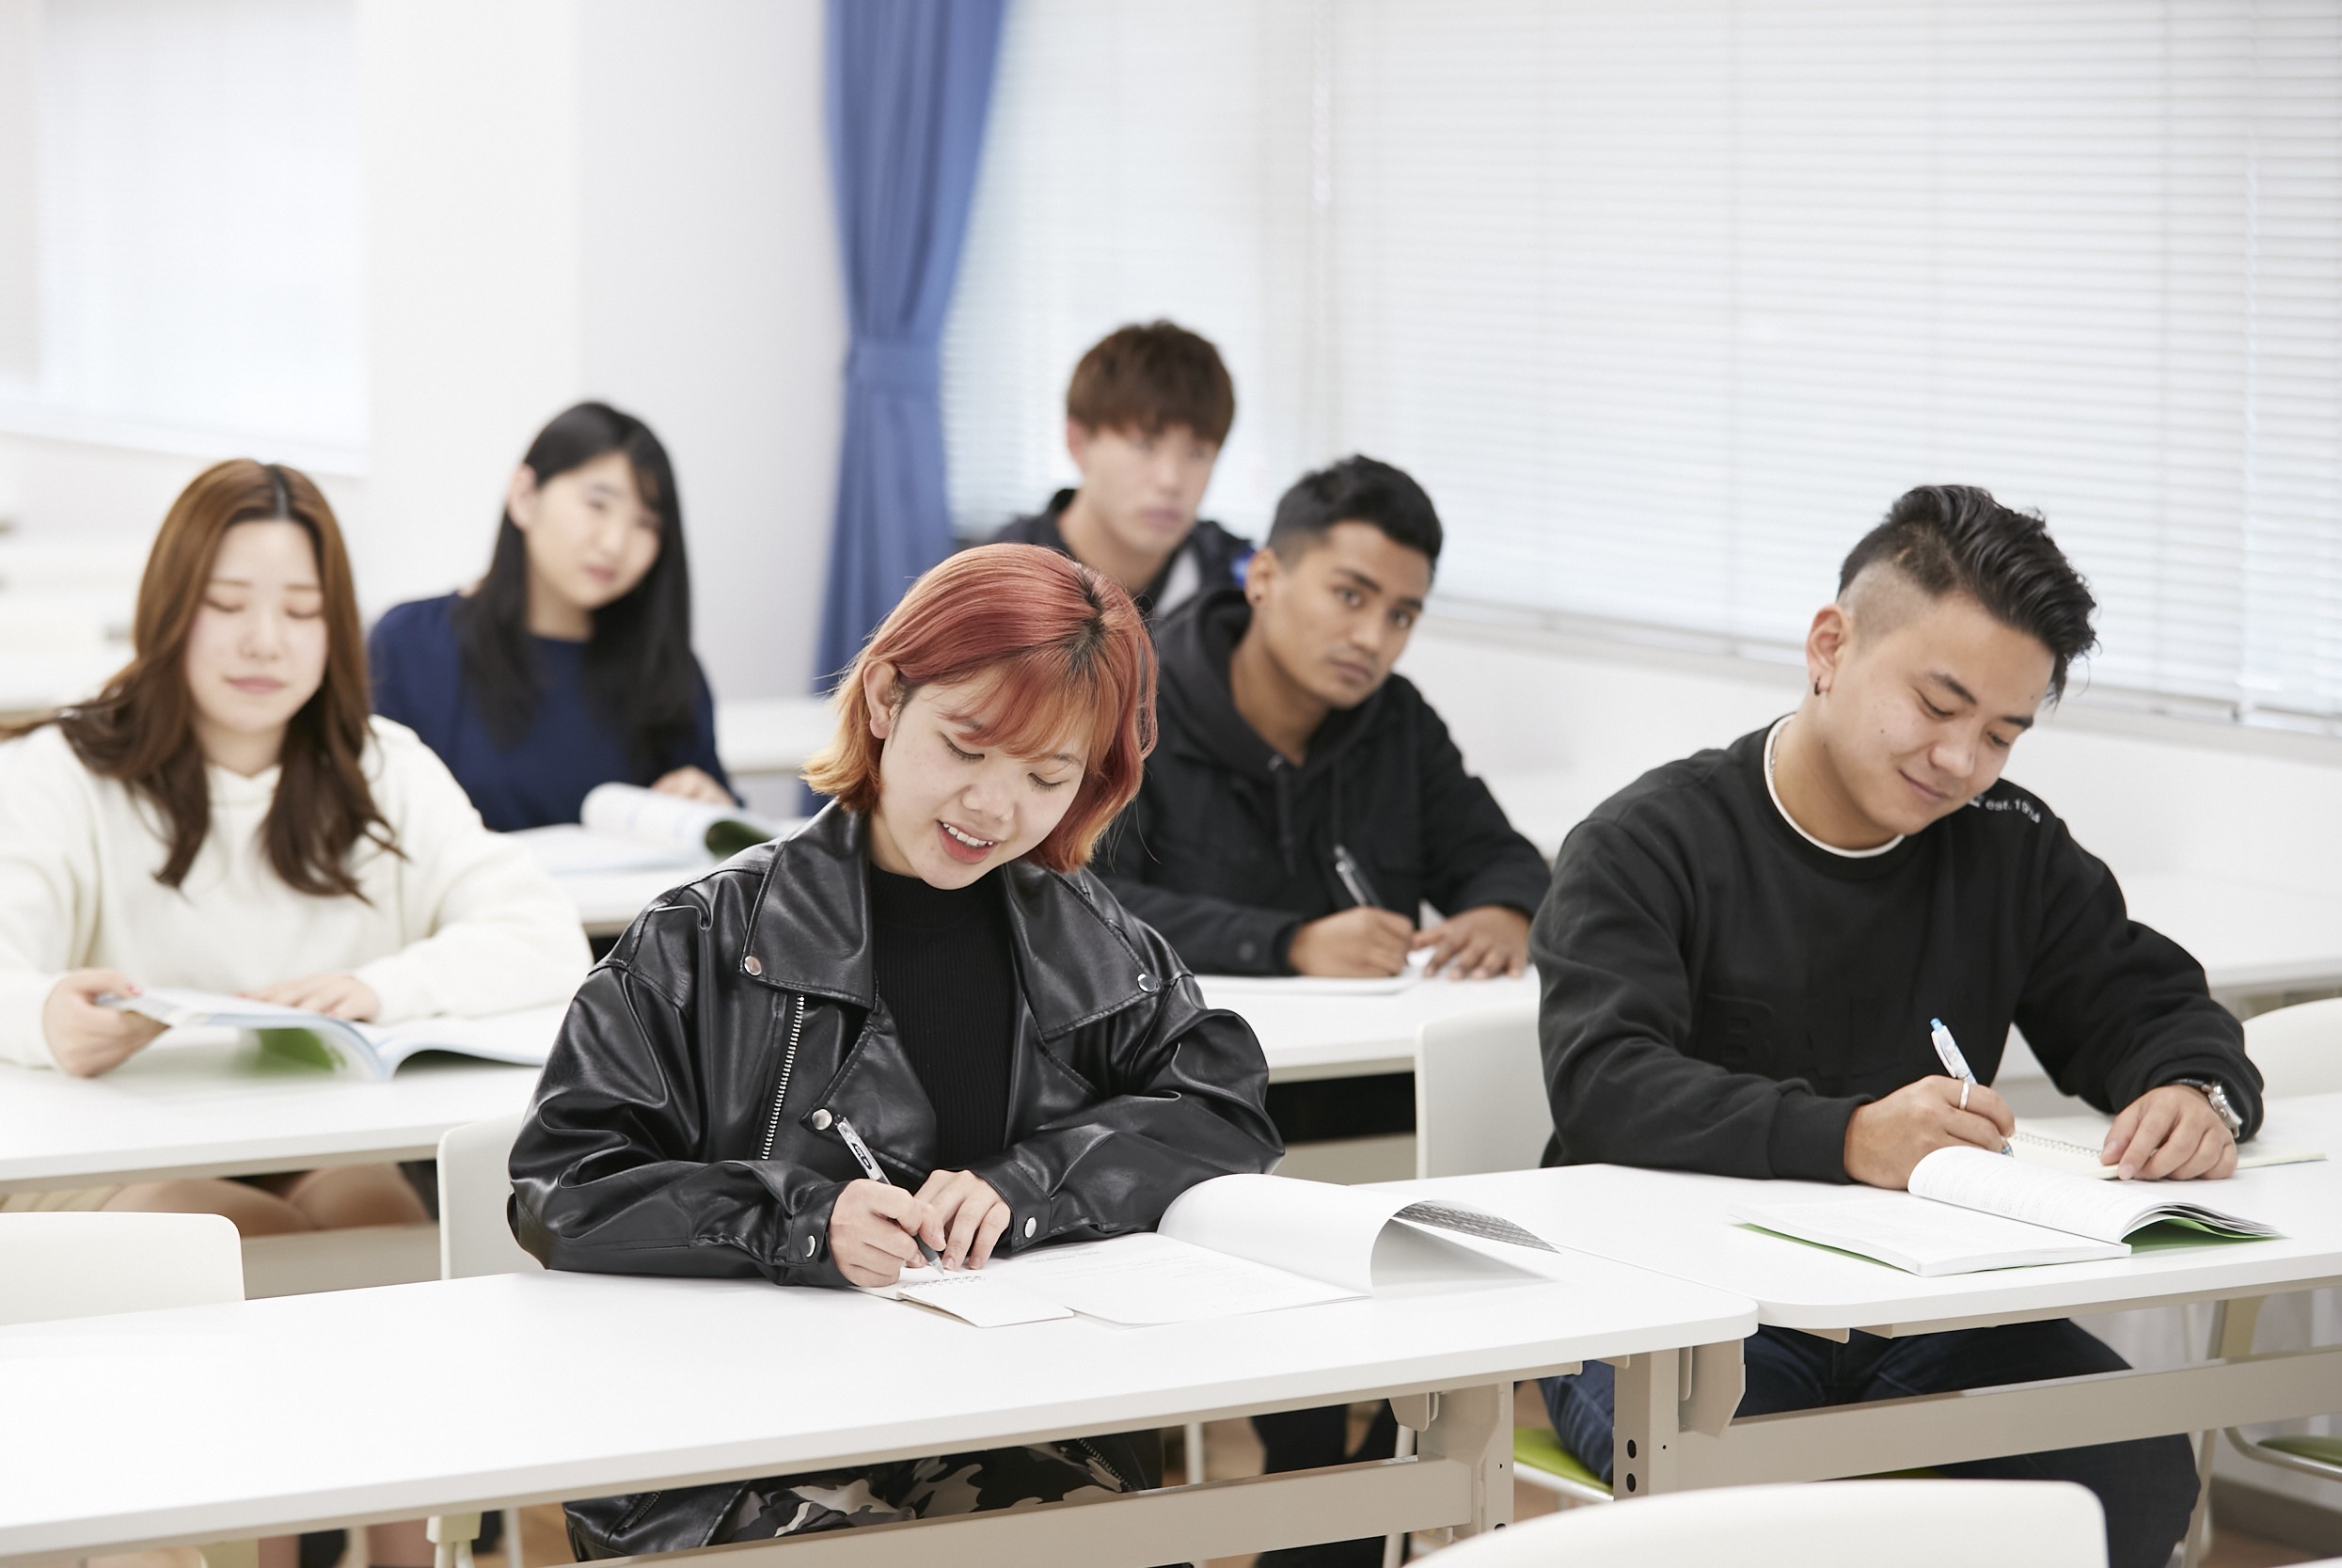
578,782,795,861
875,1174,1562,1328
101,990,566,1081
2013,1115,2324,1180
1729,1147,2280,1277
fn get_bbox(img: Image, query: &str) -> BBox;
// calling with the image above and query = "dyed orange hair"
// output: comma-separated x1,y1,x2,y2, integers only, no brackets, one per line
804,545,1155,872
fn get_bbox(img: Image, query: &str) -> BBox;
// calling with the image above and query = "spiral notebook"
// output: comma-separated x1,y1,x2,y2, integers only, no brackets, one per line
2012,1115,2323,1181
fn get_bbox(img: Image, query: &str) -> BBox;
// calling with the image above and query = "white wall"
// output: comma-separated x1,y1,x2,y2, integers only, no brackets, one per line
357,0,842,700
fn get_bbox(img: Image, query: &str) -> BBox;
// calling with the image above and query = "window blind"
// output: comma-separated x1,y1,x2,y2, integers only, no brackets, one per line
10,0,364,463
942,0,2342,727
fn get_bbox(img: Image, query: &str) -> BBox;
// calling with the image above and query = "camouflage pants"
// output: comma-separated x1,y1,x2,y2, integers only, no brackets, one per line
713,1440,1132,1541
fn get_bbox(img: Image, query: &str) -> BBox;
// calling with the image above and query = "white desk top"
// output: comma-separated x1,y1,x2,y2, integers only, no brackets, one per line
715,693,836,777
1405,1093,2342,1335
2122,871,2342,1001
0,1254,1753,1557
1198,974,1536,1082
0,1039,541,1193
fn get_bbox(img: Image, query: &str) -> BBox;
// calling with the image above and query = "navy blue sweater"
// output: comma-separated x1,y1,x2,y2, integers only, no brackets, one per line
368,594,733,832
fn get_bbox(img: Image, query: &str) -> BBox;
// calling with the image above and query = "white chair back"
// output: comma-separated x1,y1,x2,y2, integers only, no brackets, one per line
437,1112,542,1279
1429,1480,2104,1568
2244,997,2342,1099
1414,999,1549,1180
0,1212,244,1324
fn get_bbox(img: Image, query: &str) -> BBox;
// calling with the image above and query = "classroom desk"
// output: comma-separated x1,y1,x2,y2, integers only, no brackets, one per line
1198,974,1538,1084
1401,1092,2342,1499
0,1252,1754,1564
0,1038,542,1296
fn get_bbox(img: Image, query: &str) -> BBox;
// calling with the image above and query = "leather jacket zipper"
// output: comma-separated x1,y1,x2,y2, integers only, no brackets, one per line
1074,1436,1132,1492
758,993,808,1160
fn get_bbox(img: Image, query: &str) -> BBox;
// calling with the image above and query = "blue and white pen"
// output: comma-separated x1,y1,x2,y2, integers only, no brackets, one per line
1930,1017,2012,1155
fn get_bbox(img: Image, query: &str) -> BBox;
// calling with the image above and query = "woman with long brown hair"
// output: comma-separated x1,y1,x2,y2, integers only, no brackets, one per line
0,458,588,1236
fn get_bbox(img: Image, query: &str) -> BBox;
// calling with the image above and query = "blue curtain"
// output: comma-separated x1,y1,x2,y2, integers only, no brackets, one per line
813,0,1008,690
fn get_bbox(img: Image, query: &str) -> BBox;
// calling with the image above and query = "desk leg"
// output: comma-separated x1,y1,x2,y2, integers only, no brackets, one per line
2184,1295,2269,1568
1611,1341,1743,1498
1393,1383,1512,1542
196,1542,258,1568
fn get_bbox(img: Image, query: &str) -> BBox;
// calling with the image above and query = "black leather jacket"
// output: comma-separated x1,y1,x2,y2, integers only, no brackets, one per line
512,803,1283,1285
512,805,1282,1556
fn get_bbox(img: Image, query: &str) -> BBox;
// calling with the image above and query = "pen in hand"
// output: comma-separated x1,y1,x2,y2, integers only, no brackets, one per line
1930,1017,2013,1156
832,1117,944,1268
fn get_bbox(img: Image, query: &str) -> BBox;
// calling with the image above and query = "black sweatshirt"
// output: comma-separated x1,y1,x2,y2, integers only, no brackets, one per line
1098,588,1552,975
989,490,1254,623
1534,723,2261,1181
866,866,1015,1171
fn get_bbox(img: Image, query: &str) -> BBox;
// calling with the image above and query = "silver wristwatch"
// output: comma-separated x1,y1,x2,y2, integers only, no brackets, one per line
2173,1077,2244,1139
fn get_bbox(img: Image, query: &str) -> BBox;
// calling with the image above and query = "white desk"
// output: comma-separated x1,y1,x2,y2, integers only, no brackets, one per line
0,1255,1754,1563
0,642,129,720
0,1040,542,1296
716,693,836,777
1198,974,1537,1084
1402,1093,2342,1498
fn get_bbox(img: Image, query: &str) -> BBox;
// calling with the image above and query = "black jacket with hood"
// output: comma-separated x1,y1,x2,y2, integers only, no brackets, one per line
989,489,1254,622
1097,587,1551,975
510,804,1283,1555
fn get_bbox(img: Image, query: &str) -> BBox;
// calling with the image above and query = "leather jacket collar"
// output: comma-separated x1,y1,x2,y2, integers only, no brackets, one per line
738,804,1166,1035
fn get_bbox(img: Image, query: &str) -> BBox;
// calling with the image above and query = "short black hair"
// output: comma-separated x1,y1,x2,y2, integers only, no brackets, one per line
1266,455,1443,568
1839,484,2098,698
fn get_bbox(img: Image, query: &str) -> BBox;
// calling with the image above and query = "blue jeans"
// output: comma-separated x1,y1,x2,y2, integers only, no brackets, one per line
1543,1321,2197,1568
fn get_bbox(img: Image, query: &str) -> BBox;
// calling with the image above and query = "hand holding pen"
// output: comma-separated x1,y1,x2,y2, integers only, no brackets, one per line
1840,1019,2017,1189
1930,1018,2014,1156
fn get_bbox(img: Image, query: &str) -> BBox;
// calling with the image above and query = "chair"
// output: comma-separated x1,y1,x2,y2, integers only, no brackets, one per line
1426,1479,2105,1568
0,1212,256,1568
433,1113,540,1568
2202,999,2342,1518
1404,999,1612,1544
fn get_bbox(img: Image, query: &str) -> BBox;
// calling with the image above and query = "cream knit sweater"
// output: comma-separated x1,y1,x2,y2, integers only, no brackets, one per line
0,717,590,1069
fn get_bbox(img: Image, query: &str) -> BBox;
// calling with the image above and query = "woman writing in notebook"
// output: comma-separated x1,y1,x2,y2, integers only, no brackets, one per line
0,459,589,1240
512,543,1282,1556
368,401,736,831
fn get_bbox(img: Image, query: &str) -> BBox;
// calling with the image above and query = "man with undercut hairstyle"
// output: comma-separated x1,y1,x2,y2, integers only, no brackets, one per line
1533,484,2258,1568
990,320,1251,622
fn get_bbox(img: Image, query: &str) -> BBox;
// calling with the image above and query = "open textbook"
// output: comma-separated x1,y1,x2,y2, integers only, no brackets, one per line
2013,1115,2324,1180
579,782,795,861
1729,1146,2280,1277
879,1174,1563,1328
1733,1143,2276,1275
101,990,566,1081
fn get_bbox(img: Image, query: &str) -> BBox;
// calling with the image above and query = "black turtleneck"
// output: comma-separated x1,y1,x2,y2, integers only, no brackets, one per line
866,866,1017,1171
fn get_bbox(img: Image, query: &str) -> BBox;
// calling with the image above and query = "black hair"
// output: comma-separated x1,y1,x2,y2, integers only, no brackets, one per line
1839,484,2099,698
454,402,701,768
1265,455,1444,568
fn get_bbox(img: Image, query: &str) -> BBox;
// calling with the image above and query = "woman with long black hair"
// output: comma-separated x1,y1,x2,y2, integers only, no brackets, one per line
369,401,736,831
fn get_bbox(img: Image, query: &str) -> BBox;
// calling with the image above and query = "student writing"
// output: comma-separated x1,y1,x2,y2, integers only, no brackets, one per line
369,402,735,832
1098,455,1549,979
1532,485,2256,1568
509,544,1281,1558
989,320,1251,622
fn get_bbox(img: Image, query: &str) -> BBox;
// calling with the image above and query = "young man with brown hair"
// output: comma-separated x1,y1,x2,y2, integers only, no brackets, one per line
990,319,1250,621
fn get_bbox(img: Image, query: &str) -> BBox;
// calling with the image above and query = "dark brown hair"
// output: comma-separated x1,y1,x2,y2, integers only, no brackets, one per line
1065,320,1236,446
804,545,1155,873
9,460,396,895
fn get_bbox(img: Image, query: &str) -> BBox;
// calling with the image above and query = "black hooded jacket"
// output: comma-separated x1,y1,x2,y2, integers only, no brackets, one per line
1097,588,1551,974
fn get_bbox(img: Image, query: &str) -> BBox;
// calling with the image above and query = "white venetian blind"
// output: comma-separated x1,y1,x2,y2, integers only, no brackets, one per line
943,0,2342,727
7,0,365,464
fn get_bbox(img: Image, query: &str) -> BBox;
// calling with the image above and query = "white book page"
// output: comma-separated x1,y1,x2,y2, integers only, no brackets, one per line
1911,1147,2171,1242
1157,1174,1416,1292
370,1004,570,1071
2017,1114,2324,1178
987,1232,1361,1324
892,1267,1073,1327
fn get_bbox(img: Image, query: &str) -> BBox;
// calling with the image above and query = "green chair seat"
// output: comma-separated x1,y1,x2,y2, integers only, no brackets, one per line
1512,1427,1610,1494
2259,1433,2342,1469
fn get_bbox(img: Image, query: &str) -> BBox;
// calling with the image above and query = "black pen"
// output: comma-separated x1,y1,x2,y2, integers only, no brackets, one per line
833,1116,942,1267
1332,843,1384,910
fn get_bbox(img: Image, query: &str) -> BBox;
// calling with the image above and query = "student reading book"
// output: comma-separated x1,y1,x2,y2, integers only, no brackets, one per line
1533,484,2260,1568
0,459,588,1568
368,402,736,831
509,544,1282,1558
989,320,1252,622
